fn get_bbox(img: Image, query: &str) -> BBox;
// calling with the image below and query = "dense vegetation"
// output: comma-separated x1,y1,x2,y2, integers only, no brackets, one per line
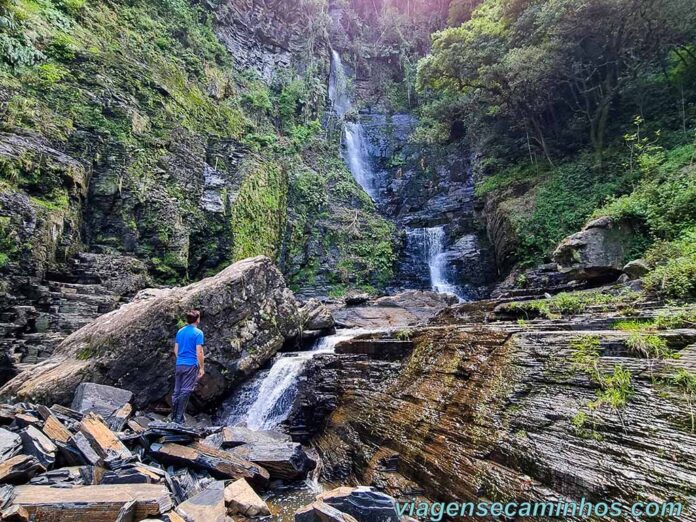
0,0,396,291
416,0,696,297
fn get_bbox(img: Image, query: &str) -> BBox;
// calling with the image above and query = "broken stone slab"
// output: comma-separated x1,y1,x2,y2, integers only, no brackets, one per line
0,428,21,463
79,413,132,466
175,482,226,522
224,478,270,517
231,442,316,481
72,383,134,419
221,426,292,448
143,421,203,444
0,504,28,521
12,484,173,519
317,487,401,522
295,500,358,522
12,414,39,429
49,404,83,422
0,406,15,426
0,455,45,484
36,406,72,445
167,468,207,505
71,431,103,466
18,426,56,468
149,442,269,489
101,463,167,485
107,403,133,433
28,466,97,486
0,484,13,509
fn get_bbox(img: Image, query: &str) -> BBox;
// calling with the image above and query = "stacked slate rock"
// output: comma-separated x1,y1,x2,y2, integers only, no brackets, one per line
0,382,316,521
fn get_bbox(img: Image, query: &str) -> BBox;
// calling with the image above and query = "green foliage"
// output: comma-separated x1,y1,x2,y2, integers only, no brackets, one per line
0,216,17,267
505,289,642,319
625,333,672,360
666,369,696,432
642,227,696,299
231,159,288,262
570,335,602,382
591,365,634,412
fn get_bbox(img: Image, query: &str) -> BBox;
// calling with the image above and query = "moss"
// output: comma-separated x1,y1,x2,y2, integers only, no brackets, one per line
231,159,288,262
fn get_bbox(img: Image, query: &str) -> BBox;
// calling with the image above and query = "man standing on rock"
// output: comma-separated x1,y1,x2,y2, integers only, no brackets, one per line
171,309,205,424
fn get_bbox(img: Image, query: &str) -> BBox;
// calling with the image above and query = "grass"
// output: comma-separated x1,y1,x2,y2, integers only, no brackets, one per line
666,369,696,433
503,289,643,319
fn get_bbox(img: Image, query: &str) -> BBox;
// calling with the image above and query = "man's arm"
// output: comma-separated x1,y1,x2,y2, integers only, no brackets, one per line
196,345,204,379
174,342,178,358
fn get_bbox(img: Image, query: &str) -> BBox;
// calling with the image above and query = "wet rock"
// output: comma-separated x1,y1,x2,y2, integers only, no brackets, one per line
0,257,303,410
231,441,316,481
331,290,454,329
11,484,172,519
175,482,225,522
18,426,56,468
224,478,270,517
0,455,44,484
623,258,650,279
72,382,133,419
0,429,21,463
318,487,400,522
334,335,413,361
553,217,637,282
295,500,358,522
221,426,291,448
149,442,269,488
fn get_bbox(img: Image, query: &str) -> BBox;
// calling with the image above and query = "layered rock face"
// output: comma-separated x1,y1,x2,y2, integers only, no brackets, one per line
0,257,303,410
300,297,696,517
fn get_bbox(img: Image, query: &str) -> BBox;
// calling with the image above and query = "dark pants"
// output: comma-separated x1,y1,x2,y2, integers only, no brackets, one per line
172,364,198,424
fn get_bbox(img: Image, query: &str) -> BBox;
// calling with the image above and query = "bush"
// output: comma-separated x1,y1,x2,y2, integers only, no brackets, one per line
643,254,696,299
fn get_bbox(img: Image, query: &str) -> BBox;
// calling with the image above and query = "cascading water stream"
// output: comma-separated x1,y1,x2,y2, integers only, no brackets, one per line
219,329,376,430
329,50,378,200
406,226,464,300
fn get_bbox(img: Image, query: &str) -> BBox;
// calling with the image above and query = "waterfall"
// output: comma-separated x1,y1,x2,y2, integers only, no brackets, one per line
220,329,375,430
329,50,378,201
406,226,463,300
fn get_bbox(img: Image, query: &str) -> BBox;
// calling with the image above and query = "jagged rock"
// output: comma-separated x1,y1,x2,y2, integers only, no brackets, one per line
175,482,226,522
224,478,270,516
149,442,269,488
12,414,39,429
623,258,650,279
0,429,21,463
334,333,413,360
11,484,172,519
221,426,291,448
301,299,336,331
168,468,208,505
0,484,13,509
79,413,132,466
0,455,44,484
317,487,400,522
72,382,133,419
0,257,303,410
0,504,28,521
143,421,203,444
36,406,72,445
344,293,370,306
553,217,637,282
28,466,97,486
231,441,315,481
107,403,133,432
101,463,167,485
18,426,56,468
295,500,359,522
70,432,103,466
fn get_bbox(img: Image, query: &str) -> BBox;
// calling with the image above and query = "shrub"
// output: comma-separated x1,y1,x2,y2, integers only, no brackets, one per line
643,254,696,299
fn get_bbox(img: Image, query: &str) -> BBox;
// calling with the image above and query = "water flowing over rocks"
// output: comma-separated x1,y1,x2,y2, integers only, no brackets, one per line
0,256,305,409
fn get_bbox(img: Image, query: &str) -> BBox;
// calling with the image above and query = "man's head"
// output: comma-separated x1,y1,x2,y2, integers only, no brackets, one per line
185,309,201,325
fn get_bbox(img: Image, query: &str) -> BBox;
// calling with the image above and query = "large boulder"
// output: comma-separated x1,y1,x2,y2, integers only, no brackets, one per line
553,216,639,282
0,257,303,409
71,383,133,418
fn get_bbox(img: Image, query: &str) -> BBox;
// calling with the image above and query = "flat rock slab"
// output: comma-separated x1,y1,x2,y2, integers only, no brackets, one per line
318,487,400,522
19,425,57,468
0,428,21,462
224,478,270,516
295,500,358,522
231,442,316,481
221,426,291,448
72,383,133,419
0,455,44,484
149,442,269,488
12,484,172,520
176,482,226,522
79,413,132,465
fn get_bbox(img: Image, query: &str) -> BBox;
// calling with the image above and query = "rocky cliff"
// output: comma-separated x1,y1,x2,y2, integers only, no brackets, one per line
291,293,696,519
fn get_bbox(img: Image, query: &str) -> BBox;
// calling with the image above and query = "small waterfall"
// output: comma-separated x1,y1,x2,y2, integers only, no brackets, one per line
220,329,374,430
406,226,463,300
329,50,378,201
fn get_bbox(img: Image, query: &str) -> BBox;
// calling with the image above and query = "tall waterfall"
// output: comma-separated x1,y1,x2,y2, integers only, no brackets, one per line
329,50,378,201
219,329,375,430
406,226,463,299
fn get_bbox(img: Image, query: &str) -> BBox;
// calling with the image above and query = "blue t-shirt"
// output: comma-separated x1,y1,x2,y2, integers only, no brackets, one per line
175,325,204,366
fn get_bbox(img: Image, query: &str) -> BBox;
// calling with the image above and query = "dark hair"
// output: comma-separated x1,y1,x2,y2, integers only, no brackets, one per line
185,310,200,324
